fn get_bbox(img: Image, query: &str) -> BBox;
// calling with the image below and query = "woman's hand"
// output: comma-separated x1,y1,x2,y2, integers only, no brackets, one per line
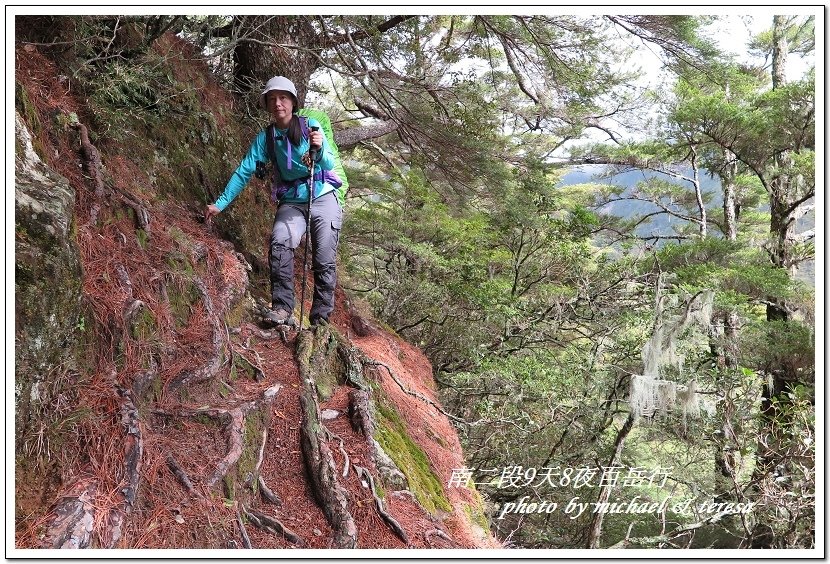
204,204,221,223
309,130,324,150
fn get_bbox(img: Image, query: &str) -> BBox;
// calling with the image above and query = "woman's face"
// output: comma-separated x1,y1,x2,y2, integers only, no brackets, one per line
266,90,294,124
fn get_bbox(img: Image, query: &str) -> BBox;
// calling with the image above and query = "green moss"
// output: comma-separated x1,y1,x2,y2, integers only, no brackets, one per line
167,277,199,327
231,353,258,382
222,473,235,500
463,491,491,532
237,409,265,483
166,251,194,277
374,398,452,515
299,326,348,401
129,305,156,341
193,413,217,427
15,81,42,139
374,480,386,500
314,332,345,400
168,226,188,246
136,228,149,250
224,298,248,329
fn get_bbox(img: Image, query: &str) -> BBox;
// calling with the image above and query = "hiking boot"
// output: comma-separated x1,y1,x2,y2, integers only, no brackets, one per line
309,316,328,328
264,308,295,326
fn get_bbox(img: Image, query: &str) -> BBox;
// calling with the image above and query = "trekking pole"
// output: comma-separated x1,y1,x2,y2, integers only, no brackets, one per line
298,126,319,331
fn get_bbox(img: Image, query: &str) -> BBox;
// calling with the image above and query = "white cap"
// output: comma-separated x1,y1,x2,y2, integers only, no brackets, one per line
260,76,298,110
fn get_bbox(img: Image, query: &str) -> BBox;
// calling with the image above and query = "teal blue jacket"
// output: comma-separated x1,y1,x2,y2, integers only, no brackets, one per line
214,117,335,211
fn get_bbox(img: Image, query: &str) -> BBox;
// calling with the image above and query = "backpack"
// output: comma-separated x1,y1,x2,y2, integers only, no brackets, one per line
265,108,349,206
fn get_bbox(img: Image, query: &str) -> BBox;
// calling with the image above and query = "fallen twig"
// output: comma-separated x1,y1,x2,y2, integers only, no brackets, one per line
166,454,196,495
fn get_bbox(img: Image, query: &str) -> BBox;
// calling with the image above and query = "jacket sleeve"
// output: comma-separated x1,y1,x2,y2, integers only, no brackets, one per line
214,131,268,211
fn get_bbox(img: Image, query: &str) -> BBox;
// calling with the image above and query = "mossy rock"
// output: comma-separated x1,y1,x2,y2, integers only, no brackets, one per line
15,83,44,158
374,398,452,515
14,112,83,448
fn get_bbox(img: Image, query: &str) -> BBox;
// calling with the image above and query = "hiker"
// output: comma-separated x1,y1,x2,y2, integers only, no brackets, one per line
205,76,343,327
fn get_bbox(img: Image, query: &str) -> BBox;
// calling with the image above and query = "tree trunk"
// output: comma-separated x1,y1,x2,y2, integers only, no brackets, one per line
771,15,788,89
232,15,318,103
713,155,740,501
585,413,635,548
749,17,799,541
722,155,739,242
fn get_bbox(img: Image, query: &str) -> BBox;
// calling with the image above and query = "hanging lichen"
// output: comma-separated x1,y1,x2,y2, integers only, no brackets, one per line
630,274,714,421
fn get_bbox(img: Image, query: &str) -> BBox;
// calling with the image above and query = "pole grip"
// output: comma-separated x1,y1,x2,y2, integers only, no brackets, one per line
309,125,321,158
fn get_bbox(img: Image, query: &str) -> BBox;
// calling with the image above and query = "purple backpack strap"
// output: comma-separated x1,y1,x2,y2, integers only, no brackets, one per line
300,115,309,140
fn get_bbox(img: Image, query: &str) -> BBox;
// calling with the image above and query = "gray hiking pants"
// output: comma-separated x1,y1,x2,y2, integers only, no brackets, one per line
269,191,342,322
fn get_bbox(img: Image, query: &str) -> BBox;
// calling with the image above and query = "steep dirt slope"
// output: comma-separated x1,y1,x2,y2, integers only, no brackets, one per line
14,38,498,550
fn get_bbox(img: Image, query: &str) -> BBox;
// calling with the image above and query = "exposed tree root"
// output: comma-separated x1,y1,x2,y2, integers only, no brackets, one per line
74,122,104,226
242,505,301,545
208,408,245,487
236,510,253,549
154,383,282,487
41,481,97,549
424,528,456,547
115,263,134,298
336,436,350,478
254,428,267,476
347,364,407,489
231,346,265,382
336,341,369,390
114,263,147,330
74,121,150,230
117,386,142,507
354,464,409,545
365,359,465,423
132,369,157,398
122,299,146,327
348,389,374,437
93,385,144,548
296,330,358,549
168,277,223,390
258,476,281,506
104,385,143,547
